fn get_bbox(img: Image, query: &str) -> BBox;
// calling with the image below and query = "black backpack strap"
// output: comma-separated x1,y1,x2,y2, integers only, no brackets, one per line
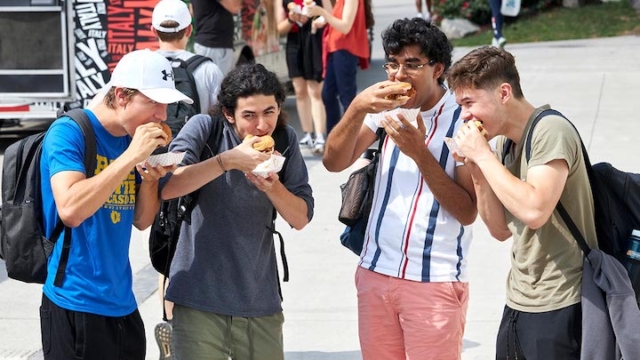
267,127,292,284
185,55,211,114
53,108,97,287
521,108,592,256
185,54,212,72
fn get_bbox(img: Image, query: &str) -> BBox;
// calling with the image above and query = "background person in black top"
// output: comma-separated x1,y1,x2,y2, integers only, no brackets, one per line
190,0,239,75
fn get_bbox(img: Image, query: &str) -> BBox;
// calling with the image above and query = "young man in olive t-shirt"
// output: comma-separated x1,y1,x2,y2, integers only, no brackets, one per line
446,46,597,359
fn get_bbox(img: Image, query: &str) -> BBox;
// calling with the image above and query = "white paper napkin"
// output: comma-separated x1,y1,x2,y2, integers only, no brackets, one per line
371,107,421,128
144,151,186,167
252,155,286,178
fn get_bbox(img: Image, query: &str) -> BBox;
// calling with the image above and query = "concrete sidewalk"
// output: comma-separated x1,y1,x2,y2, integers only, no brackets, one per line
1,30,639,360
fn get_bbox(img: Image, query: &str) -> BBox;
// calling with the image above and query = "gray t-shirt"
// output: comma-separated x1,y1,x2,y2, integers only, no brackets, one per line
155,49,224,113
164,114,314,317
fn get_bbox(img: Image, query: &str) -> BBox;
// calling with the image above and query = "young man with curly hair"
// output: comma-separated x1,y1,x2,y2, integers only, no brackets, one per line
160,64,314,359
323,18,477,360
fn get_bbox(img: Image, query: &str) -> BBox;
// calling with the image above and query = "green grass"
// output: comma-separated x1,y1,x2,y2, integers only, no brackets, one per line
451,0,640,47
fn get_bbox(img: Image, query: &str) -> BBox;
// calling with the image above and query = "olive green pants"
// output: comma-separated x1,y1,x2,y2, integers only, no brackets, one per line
172,304,284,360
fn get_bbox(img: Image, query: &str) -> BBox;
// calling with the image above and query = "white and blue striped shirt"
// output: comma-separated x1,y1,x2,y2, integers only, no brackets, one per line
361,90,473,283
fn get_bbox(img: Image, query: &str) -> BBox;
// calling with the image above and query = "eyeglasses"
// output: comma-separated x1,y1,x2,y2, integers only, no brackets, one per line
382,60,435,76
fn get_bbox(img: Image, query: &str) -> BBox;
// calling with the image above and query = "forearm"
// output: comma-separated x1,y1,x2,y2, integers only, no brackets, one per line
267,182,310,230
219,0,242,14
277,17,294,34
55,153,141,227
474,155,545,226
322,8,355,34
133,181,161,230
323,105,372,172
468,164,511,240
162,156,225,200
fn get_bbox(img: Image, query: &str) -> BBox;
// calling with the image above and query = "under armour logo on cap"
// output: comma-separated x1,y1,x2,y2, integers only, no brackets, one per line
161,69,174,81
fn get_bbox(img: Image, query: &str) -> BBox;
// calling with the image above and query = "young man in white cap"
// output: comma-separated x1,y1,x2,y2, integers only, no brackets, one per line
38,49,191,360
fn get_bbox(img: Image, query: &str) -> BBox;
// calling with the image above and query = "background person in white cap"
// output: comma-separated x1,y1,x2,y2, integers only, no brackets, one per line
151,0,225,357
152,0,224,133
38,49,191,360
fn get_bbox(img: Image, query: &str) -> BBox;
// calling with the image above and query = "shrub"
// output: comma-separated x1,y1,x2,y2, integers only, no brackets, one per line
433,0,559,27
433,0,492,25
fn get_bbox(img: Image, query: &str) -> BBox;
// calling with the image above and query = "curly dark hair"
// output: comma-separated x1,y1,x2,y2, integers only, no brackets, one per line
381,18,453,85
212,63,287,127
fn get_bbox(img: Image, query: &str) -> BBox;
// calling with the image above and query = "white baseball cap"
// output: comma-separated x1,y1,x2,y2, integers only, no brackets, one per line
152,0,192,33
108,49,193,105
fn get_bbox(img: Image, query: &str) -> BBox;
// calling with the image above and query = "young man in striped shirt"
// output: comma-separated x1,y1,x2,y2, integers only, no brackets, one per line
323,17,477,360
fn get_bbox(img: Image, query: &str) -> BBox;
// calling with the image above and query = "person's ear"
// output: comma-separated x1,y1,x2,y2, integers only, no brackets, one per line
114,87,130,107
432,62,445,81
222,107,235,123
499,83,512,104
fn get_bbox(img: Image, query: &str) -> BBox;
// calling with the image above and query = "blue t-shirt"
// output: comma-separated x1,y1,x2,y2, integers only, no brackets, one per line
40,109,138,317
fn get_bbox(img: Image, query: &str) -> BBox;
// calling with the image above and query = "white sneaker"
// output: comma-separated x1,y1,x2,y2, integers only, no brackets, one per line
492,37,507,48
415,12,424,18
312,136,325,156
298,133,313,148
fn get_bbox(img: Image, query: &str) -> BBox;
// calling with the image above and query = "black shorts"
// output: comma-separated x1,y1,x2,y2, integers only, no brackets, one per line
286,27,323,82
496,303,582,360
40,294,146,360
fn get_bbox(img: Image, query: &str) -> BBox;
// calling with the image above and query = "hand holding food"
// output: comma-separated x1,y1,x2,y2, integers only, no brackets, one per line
244,134,275,154
471,120,488,138
384,82,416,101
160,123,172,146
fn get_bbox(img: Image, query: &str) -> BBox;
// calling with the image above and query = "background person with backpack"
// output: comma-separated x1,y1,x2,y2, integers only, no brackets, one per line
159,63,314,359
37,49,191,360
153,0,224,137
447,46,598,359
150,1,225,355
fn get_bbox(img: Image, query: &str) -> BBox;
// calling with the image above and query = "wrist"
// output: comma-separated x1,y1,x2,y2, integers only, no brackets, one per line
287,17,294,24
216,153,228,173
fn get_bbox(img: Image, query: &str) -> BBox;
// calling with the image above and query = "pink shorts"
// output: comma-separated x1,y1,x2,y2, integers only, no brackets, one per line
356,267,469,360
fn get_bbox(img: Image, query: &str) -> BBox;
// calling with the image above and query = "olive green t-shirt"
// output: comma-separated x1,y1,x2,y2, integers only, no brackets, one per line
497,105,598,312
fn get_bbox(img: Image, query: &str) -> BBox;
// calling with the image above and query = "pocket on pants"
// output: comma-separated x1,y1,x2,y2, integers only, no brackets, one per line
40,306,52,355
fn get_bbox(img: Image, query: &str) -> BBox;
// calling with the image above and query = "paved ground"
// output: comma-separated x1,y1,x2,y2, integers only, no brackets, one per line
1,1,640,358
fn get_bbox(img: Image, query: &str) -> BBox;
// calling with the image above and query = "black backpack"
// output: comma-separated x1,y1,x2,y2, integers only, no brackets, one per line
164,55,212,136
0,109,96,286
504,108,640,263
148,116,291,280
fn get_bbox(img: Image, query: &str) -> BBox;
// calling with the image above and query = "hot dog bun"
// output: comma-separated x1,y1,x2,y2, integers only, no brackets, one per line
160,123,172,146
384,82,416,101
245,134,275,154
472,120,488,138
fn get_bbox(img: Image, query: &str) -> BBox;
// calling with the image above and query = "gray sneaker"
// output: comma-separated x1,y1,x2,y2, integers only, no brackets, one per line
155,322,173,360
